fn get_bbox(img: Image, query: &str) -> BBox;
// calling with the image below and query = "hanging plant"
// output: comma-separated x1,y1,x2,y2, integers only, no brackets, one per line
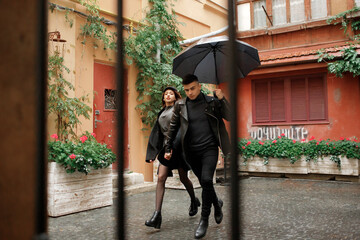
79,0,117,50
317,7,360,77
49,1,117,51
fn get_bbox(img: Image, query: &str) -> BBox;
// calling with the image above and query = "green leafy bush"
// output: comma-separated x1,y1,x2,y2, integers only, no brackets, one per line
238,135,360,169
48,132,116,174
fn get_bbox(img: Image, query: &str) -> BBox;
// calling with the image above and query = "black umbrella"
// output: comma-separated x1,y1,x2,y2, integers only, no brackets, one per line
172,35,260,84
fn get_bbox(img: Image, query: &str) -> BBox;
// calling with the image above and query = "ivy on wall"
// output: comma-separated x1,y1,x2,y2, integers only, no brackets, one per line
49,1,117,51
317,7,360,77
125,0,184,128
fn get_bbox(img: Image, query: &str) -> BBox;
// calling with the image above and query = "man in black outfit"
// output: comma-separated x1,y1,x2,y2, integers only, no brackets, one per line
164,74,231,239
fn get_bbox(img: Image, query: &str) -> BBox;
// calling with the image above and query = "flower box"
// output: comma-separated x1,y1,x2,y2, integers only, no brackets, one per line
238,156,360,176
48,162,113,217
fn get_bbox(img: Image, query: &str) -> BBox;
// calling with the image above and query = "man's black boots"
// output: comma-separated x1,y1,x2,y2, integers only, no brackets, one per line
214,199,223,224
194,217,209,239
145,211,162,229
189,197,201,216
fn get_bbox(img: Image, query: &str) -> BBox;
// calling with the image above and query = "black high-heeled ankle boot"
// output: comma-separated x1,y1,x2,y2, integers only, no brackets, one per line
194,217,209,239
145,211,162,229
189,197,201,216
214,199,223,224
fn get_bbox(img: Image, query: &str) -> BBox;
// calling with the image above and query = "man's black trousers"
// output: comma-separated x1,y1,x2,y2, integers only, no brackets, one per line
188,146,219,218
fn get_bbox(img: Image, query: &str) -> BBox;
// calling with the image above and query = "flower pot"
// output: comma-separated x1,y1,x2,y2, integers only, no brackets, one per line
48,162,113,217
238,156,359,176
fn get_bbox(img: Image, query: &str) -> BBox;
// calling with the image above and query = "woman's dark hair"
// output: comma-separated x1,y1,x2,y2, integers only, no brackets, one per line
182,74,198,85
161,87,182,107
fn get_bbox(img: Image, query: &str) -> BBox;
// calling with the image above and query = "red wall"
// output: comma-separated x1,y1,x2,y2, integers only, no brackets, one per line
223,71,360,141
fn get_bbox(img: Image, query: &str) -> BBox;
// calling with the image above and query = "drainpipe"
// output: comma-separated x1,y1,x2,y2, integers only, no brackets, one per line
156,24,161,63
179,26,228,46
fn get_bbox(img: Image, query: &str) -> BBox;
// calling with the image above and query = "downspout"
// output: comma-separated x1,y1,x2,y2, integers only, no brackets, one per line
156,24,161,63
179,26,228,46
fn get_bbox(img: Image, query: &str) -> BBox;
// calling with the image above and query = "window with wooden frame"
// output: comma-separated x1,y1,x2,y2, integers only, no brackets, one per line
252,73,328,125
236,0,332,31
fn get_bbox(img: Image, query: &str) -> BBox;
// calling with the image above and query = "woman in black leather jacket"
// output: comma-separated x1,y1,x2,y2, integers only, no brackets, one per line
145,86,200,229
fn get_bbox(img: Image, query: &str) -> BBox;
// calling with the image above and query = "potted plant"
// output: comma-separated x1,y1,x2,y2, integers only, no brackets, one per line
238,135,360,177
47,49,116,217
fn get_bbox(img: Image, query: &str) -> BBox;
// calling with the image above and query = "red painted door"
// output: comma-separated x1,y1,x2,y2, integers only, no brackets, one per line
93,62,129,169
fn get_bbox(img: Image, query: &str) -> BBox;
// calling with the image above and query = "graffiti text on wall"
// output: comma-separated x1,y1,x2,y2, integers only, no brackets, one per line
250,127,308,140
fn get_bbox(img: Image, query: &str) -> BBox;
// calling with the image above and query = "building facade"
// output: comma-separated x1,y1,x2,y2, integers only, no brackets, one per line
47,0,228,181
235,0,360,141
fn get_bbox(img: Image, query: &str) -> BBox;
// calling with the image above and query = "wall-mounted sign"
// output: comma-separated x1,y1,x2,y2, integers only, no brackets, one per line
249,126,308,140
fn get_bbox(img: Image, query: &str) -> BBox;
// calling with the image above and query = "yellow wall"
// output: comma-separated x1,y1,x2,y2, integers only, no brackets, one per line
48,0,227,182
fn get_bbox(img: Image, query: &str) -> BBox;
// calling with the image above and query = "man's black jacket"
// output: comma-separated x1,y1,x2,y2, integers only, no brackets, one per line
165,93,231,160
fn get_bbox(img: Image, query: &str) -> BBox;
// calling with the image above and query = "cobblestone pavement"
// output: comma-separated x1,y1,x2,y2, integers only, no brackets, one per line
48,177,360,240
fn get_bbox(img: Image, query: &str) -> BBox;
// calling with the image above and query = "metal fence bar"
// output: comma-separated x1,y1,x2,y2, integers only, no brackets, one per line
116,1,125,239
227,0,240,239
34,0,49,239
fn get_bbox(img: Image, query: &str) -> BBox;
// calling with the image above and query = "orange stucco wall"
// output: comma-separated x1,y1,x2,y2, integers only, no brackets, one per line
48,0,228,182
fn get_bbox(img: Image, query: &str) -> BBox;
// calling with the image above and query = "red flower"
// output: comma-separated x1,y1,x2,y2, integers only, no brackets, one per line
326,142,329,146
281,133,285,136
340,137,344,141
319,138,323,141
278,136,282,139
242,146,246,149
91,133,96,137
301,139,306,143
309,136,315,141
316,142,319,145
346,138,350,141
246,141,251,146
80,135,88,143
51,134,58,140
258,141,264,145
333,147,336,149
69,154,76,159
293,140,296,143
272,140,277,144
356,146,358,148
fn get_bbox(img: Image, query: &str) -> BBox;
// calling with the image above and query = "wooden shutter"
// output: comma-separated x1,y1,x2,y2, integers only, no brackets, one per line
308,76,325,120
270,80,285,121
254,81,269,122
291,78,307,121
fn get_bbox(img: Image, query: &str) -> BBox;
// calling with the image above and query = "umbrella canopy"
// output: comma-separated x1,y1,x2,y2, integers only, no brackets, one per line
172,35,260,84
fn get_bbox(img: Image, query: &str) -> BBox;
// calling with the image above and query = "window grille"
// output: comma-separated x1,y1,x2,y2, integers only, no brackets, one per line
105,89,117,110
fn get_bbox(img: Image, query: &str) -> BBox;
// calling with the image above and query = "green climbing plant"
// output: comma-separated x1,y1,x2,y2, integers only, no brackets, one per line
317,7,360,77
49,1,117,51
79,0,117,50
125,0,185,128
48,49,92,142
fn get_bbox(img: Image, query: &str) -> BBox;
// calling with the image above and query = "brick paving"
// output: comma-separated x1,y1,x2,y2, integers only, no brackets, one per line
48,177,360,239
